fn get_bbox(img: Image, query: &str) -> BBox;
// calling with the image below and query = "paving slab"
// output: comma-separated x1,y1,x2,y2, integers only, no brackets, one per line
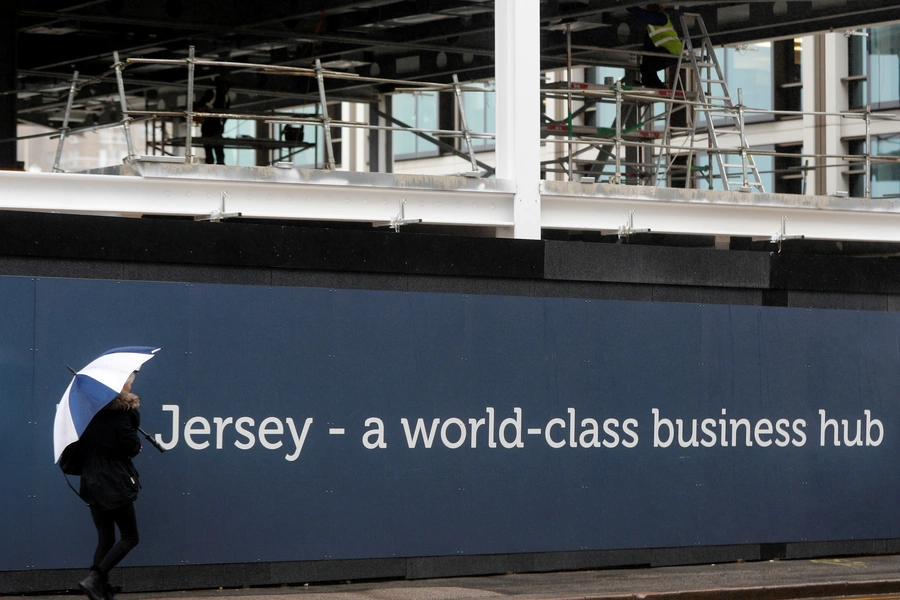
8,555,900,600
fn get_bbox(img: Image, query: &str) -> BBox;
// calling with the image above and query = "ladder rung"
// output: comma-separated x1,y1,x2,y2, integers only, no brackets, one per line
700,78,727,84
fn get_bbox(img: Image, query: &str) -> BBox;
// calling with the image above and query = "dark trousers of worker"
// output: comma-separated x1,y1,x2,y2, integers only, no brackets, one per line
642,53,679,89
201,119,226,165
204,143,225,165
90,502,139,574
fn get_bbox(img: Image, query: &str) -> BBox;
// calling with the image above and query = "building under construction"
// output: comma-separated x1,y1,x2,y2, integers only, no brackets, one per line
5,1,900,595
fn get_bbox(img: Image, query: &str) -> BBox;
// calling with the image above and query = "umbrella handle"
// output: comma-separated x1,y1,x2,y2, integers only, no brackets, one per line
138,427,166,453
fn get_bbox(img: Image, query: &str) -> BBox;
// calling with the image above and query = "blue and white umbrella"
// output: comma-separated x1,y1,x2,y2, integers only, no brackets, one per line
53,346,161,463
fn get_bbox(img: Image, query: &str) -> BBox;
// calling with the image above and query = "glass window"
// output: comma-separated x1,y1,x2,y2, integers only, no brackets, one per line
690,151,773,192
222,119,256,167
393,91,440,160
272,104,326,169
868,26,900,109
848,32,868,109
774,38,802,114
588,67,627,128
848,135,900,198
462,81,495,152
849,24,900,110
720,42,774,119
774,144,803,194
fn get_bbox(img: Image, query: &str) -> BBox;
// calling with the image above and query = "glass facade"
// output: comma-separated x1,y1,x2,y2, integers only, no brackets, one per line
849,24,900,110
847,24,900,198
273,105,327,169
774,143,804,195
849,136,900,199
589,67,627,128
392,91,439,160
691,151,773,193
719,42,774,118
392,83,494,161
774,38,802,114
222,119,256,167
462,82,496,152
867,26,900,109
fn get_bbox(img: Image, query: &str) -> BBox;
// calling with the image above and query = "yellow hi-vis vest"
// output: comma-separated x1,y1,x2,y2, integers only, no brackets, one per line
647,17,682,55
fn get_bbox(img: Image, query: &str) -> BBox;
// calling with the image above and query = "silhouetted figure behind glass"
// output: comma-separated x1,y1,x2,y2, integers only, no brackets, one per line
200,75,231,165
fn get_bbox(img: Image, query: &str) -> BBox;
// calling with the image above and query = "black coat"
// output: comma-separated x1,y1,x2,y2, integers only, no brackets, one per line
79,393,142,510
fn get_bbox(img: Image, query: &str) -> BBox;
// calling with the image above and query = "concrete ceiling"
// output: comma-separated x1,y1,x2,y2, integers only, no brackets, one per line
11,0,900,128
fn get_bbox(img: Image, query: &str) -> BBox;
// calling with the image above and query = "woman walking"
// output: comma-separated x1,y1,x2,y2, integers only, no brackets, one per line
77,372,143,600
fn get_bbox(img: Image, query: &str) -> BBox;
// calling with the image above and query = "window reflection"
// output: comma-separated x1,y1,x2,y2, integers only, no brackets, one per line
849,24,900,110
849,136,900,199
462,82,495,152
719,42,773,118
869,26,900,109
393,91,439,160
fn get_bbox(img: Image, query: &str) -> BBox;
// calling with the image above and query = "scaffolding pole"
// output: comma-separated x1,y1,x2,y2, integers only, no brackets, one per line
51,71,79,173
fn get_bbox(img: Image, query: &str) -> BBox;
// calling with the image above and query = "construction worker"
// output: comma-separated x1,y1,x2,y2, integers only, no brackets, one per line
627,4,682,89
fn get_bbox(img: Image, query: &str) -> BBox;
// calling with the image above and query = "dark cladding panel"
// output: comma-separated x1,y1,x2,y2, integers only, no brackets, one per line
405,275,536,297
281,227,543,278
788,290,889,311
651,285,764,306
272,269,411,292
771,253,900,295
544,240,770,289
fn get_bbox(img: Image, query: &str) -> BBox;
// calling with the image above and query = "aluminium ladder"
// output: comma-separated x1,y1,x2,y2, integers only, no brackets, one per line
674,12,765,192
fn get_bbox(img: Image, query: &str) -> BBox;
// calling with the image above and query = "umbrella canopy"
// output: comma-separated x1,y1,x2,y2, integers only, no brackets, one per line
53,346,160,463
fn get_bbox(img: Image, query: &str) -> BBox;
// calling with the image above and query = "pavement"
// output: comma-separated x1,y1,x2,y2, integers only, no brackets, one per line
13,554,900,600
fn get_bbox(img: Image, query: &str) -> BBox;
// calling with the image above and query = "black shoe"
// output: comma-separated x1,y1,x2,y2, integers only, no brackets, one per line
103,582,118,600
79,568,105,600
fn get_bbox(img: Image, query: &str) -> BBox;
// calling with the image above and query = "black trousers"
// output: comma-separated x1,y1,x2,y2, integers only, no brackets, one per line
202,119,226,165
90,502,139,573
203,142,225,165
641,53,679,89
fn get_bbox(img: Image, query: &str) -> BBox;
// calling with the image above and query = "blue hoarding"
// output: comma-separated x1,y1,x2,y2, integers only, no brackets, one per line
3,275,899,570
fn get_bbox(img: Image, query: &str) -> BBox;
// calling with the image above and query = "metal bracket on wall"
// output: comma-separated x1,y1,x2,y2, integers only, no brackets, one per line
770,216,804,252
618,210,650,241
375,199,423,232
195,191,242,222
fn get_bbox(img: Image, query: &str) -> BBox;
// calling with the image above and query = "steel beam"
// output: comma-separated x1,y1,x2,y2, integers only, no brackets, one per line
541,182,900,243
0,168,516,228
6,169,900,244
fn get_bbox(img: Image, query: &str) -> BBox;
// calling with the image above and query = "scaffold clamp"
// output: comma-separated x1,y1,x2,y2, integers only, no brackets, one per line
618,210,650,240
374,199,423,233
770,216,804,251
195,191,242,222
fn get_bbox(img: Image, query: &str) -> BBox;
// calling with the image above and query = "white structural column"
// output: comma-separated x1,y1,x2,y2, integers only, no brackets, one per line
800,34,817,195
820,33,847,196
495,0,541,240
806,33,847,196
340,102,367,172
